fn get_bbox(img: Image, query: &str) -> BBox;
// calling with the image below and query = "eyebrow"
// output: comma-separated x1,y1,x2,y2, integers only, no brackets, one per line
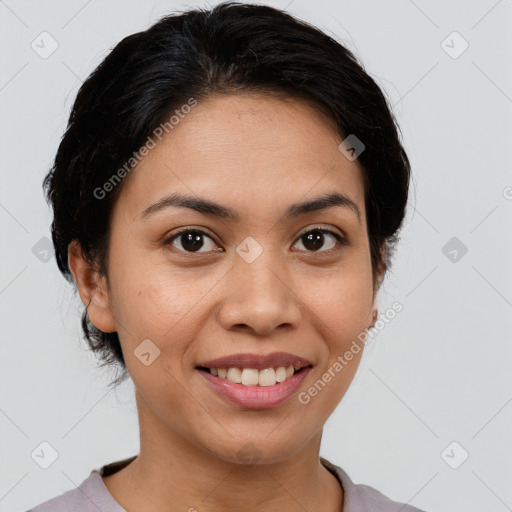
138,191,361,224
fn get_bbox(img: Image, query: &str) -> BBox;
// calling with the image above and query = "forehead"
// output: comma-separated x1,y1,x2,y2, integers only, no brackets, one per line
115,93,366,225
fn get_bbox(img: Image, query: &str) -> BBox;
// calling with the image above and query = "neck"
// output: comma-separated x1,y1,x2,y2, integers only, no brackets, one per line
102,392,343,512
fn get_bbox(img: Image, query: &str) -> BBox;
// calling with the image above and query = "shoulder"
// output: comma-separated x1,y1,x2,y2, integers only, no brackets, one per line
320,457,429,512
26,470,123,512
27,456,136,511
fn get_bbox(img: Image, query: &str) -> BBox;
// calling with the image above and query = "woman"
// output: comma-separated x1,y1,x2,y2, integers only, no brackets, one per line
29,2,426,511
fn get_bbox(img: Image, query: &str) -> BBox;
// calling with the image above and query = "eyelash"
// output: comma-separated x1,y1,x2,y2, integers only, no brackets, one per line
163,226,348,256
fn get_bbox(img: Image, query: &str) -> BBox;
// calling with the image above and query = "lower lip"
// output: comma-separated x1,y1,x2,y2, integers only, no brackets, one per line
197,367,312,409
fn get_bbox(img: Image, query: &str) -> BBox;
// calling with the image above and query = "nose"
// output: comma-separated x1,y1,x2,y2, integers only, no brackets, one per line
216,255,303,337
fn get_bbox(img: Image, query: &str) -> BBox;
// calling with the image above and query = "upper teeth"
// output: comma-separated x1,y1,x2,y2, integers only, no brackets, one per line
210,366,296,386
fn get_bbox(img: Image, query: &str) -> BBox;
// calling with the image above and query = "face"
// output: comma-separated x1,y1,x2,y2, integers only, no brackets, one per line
71,93,384,465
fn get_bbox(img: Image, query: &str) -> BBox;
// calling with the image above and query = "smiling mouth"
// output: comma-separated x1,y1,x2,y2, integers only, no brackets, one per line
195,365,309,387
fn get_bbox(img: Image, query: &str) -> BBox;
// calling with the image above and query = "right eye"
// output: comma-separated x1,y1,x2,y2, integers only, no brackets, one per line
163,228,220,254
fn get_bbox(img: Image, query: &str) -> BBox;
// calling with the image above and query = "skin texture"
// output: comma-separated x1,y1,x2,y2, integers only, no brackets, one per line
68,93,385,512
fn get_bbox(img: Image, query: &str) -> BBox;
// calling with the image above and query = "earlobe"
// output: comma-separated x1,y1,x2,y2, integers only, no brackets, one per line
67,240,117,333
369,308,378,329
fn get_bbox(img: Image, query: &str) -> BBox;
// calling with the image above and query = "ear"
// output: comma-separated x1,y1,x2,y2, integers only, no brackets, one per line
68,240,117,333
372,243,387,301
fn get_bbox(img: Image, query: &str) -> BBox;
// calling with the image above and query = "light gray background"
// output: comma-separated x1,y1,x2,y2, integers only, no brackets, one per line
1,1,511,511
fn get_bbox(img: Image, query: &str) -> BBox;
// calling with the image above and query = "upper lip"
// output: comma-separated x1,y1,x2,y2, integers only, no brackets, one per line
196,352,312,371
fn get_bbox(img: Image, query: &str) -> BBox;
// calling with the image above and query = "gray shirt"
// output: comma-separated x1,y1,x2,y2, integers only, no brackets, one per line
27,455,427,511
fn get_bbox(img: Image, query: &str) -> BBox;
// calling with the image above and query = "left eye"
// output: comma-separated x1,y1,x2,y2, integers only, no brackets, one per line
292,228,346,253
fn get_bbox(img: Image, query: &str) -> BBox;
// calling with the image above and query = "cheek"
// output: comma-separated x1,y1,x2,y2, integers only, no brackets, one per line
108,239,176,324
294,265,373,406
107,251,219,363
298,276,370,411
110,277,201,341
298,263,374,339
